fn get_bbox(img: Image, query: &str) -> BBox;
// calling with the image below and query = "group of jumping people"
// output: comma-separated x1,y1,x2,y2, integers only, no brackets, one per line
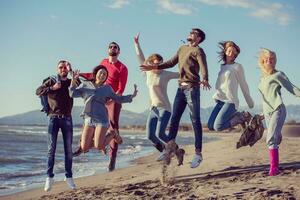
36,27,300,192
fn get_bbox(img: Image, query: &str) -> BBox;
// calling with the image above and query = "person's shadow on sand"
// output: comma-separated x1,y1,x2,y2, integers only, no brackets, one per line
174,161,300,182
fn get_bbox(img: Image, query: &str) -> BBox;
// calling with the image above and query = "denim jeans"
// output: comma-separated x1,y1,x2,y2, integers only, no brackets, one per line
47,116,73,178
208,100,237,131
146,107,171,147
264,104,286,149
168,86,203,151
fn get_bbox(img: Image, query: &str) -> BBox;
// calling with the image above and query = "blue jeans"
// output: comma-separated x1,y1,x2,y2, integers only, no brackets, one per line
168,86,203,151
264,104,286,149
47,116,73,178
208,100,237,131
146,107,171,147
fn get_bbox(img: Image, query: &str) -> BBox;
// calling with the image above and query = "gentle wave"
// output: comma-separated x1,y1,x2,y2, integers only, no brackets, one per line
0,170,44,180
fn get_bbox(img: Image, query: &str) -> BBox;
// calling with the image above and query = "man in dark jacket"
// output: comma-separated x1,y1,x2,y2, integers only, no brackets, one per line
36,60,76,192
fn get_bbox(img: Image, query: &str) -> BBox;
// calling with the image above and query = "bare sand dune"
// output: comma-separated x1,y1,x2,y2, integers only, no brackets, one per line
2,132,300,200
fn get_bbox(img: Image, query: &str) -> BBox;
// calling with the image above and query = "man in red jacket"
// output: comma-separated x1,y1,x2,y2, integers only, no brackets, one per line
101,42,128,171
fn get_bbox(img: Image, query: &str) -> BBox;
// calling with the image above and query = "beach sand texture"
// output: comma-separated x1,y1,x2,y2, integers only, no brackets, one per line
2,132,300,200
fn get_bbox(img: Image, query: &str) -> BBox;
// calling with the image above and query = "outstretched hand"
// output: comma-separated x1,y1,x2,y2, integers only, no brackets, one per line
132,84,138,98
140,64,155,71
200,80,211,90
71,70,80,87
134,32,140,44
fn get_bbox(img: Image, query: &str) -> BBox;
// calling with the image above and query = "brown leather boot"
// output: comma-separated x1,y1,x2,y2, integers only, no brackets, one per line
175,148,185,166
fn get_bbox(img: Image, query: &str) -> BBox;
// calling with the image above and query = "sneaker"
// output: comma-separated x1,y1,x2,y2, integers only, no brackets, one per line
65,177,76,190
175,148,185,166
156,150,168,162
44,177,54,192
190,154,203,168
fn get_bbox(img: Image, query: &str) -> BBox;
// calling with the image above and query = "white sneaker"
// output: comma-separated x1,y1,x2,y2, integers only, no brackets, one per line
65,177,76,190
44,177,54,192
190,154,203,168
156,150,167,161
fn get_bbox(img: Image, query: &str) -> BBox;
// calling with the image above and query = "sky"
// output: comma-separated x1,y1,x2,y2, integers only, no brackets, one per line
0,0,300,117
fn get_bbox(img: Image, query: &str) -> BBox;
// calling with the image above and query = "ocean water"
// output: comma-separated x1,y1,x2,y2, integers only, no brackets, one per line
0,125,216,196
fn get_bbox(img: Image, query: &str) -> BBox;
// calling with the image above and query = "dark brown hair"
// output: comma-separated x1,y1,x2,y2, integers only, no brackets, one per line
218,41,240,63
108,42,120,51
92,65,108,83
192,28,206,43
146,54,163,65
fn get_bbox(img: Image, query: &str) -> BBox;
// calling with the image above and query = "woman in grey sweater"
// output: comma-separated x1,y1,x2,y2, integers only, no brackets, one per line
69,65,137,155
258,48,300,176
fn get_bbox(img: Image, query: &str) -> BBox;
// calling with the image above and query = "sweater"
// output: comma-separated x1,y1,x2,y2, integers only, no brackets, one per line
156,45,208,83
258,71,300,114
69,81,132,122
213,63,254,109
134,42,179,111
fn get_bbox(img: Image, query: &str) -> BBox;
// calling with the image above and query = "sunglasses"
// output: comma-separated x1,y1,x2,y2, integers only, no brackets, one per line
109,45,118,50
190,31,199,35
58,66,68,69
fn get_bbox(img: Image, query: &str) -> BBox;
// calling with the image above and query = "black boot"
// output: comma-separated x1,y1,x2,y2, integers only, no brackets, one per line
108,156,116,172
154,143,164,152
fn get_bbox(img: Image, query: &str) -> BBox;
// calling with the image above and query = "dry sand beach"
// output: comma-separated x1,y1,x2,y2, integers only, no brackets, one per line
2,130,300,200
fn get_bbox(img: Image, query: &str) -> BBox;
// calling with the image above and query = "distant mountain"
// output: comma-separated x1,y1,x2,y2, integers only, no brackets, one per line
0,105,300,125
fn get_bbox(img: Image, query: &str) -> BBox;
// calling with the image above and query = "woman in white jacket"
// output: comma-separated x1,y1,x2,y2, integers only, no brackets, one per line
208,41,254,131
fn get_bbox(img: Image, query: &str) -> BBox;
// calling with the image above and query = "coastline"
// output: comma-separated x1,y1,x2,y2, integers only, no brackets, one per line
1,132,300,200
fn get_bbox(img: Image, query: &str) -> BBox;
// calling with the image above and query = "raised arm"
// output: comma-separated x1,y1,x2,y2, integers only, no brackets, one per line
134,33,146,65
236,64,254,108
277,72,300,97
69,70,85,98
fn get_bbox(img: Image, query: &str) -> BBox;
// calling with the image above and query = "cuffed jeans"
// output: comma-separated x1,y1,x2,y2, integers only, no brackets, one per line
168,86,203,151
265,104,286,149
146,106,171,146
208,100,237,131
47,116,73,178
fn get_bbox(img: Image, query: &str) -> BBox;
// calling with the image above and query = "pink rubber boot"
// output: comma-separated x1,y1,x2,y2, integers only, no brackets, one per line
269,148,279,176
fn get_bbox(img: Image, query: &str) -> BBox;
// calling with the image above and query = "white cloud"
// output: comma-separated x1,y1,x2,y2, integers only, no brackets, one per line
157,0,192,15
108,0,130,9
250,3,292,26
197,0,253,8
197,0,292,26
